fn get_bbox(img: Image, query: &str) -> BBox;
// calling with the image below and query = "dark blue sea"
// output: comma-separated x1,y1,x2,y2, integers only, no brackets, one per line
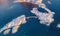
0,0,60,36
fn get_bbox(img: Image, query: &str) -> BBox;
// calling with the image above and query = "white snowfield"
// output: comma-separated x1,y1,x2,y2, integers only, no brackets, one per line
0,15,27,35
13,0,42,4
57,24,60,28
31,7,55,26
30,0,55,26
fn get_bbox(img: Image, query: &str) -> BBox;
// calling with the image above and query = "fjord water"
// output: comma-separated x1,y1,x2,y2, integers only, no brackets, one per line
0,0,60,36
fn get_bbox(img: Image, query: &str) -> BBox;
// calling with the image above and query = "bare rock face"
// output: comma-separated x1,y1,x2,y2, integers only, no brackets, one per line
20,2,38,9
